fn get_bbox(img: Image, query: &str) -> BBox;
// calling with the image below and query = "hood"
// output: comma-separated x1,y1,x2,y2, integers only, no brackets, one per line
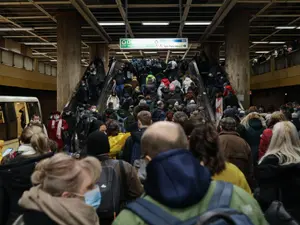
18,144,36,155
248,118,264,130
184,77,192,83
144,149,211,208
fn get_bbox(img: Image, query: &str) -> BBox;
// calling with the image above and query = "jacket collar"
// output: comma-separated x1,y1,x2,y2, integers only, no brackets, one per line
219,131,240,137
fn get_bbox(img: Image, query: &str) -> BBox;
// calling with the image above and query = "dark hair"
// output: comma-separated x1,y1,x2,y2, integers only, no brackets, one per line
183,116,206,136
189,123,226,175
106,120,119,136
173,111,188,128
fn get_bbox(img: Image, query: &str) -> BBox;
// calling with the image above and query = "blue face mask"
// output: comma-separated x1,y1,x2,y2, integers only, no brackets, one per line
84,186,101,209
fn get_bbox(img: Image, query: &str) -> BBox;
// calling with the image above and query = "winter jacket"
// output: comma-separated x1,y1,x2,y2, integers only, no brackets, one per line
219,131,254,188
213,162,251,194
243,119,265,164
292,118,300,132
157,83,165,100
223,93,240,109
257,155,300,222
108,133,131,158
107,95,120,110
0,152,54,225
122,128,147,164
152,109,166,122
182,77,193,93
113,149,267,225
258,128,273,160
145,74,156,85
186,102,198,114
161,78,170,87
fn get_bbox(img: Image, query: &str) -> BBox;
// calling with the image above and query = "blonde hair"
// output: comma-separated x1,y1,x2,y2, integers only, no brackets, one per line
31,153,101,196
20,125,48,154
268,111,286,128
240,112,266,129
260,121,300,165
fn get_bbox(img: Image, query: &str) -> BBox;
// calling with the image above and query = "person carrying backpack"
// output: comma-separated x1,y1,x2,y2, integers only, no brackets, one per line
112,122,268,225
122,111,152,165
86,131,143,225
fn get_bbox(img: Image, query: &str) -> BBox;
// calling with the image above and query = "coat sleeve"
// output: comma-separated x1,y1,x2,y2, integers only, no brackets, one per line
123,161,144,200
122,137,133,163
258,130,271,160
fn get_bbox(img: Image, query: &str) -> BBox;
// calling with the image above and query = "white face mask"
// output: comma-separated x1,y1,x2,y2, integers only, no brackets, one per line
54,115,60,120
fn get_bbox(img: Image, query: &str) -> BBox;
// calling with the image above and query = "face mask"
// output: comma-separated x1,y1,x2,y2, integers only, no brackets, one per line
84,186,101,209
91,108,96,112
54,115,59,120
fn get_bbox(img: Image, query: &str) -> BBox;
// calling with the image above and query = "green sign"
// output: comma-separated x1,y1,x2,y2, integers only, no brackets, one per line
120,38,188,49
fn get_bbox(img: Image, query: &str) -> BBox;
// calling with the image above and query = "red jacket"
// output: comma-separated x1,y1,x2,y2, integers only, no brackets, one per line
259,128,273,159
161,78,170,87
223,85,236,97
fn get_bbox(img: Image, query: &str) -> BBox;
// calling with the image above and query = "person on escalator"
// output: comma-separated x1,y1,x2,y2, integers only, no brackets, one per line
170,78,181,89
130,76,139,90
157,82,165,100
145,72,156,85
115,70,126,97
183,76,194,93
161,77,170,88
186,100,198,115
152,101,166,122
107,90,120,110
223,89,240,109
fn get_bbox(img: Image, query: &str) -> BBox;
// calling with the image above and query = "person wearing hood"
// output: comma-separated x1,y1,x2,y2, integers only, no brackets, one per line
161,77,170,87
107,90,120,110
145,73,156,85
0,126,54,225
113,122,267,225
182,76,194,93
14,153,101,225
122,111,152,165
170,78,181,89
257,121,300,222
240,113,266,165
157,82,165,100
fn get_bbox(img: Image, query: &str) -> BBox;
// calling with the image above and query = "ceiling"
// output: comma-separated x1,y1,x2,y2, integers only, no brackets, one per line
0,0,299,64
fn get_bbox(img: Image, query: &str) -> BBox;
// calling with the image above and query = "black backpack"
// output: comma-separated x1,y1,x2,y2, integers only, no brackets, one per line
126,181,254,225
96,160,126,219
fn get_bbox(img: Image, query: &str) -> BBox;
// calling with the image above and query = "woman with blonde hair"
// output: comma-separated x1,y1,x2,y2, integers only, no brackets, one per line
258,111,286,159
257,121,300,222
240,112,265,165
14,153,101,225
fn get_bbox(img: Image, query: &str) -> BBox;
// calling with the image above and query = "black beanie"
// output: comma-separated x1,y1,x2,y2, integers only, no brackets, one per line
86,131,110,156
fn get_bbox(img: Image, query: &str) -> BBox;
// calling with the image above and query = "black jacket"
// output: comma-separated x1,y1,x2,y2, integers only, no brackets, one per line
0,152,54,225
223,93,239,109
21,210,58,225
257,155,300,222
122,128,147,164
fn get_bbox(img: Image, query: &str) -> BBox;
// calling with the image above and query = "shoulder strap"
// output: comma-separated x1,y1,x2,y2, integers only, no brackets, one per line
126,198,181,225
119,160,128,201
207,181,233,210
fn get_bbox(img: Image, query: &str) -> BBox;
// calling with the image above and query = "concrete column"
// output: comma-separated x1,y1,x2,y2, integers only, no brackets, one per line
57,12,82,111
225,7,250,108
202,43,220,66
89,44,109,72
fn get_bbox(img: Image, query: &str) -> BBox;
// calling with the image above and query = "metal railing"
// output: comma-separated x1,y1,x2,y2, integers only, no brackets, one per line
0,47,57,76
252,49,300,76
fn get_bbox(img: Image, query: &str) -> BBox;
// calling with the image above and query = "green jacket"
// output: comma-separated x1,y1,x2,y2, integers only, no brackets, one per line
113,181,268,225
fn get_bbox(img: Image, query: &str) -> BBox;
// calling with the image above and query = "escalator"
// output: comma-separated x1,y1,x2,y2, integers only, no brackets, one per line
188,60,215,123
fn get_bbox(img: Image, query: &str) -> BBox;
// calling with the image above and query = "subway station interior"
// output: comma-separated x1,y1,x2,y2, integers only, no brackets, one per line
1,1,300,225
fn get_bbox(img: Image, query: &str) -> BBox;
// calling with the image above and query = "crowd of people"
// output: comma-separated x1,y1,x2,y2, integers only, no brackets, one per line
1,57,300,225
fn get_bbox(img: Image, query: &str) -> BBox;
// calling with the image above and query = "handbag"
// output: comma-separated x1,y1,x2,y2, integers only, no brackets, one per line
264,188,299,225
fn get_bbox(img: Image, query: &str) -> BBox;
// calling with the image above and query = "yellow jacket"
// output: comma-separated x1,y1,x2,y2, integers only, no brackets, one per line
213,162,252,194
108,133,131,158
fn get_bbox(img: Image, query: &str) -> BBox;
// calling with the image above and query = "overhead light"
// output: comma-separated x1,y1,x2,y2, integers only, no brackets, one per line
172,51,185,54
98,22,125,26
32,52,46,55
116,52,129,54
0,27,34,31
219,58,225,61
255,51,269,54
144,52,157,54
275,26,296,30
50,59,57,62
24,42,56,45
297,27,300,29
252,41,269,44
142,22,170,25
269,41,286,44
184,21,211,25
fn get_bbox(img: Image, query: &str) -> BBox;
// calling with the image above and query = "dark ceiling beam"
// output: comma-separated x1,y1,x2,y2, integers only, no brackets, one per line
70,0,111,43
249,1,274,23
200,0,237,42
177,0,193,37
115,0,134,38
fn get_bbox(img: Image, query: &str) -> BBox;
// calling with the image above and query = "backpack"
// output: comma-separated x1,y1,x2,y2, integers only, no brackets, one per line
126,181,254,225
97,160,126,219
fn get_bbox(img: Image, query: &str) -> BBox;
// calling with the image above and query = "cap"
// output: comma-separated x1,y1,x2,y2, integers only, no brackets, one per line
220,117,236,131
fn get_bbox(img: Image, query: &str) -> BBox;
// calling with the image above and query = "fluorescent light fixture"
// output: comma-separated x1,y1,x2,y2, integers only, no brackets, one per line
297,27,300,29
255,51,269,54
0,27,34,31
98,22,125,26
24,42,56,45
172,51,185,54
50,59,57,62
142,22,170,25
144,52,157,54
116,52,130,54
32,52,46,55
219,58,225,61
252,41,269,44
184,21,211,25
275,26,296,29
269,41,286,44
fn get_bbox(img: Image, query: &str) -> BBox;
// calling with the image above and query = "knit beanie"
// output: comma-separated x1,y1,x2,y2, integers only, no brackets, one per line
86,131,110,156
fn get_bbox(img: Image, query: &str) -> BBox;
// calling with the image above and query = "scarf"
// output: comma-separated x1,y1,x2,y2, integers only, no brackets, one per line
19,186,99,225
56,119,63,140
18,144,36,155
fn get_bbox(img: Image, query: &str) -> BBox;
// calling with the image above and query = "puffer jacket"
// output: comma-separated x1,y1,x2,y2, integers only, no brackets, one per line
107,95,120,110
182,77,193,93
258,128,273,160
157,83,165,100
170,80,181,89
